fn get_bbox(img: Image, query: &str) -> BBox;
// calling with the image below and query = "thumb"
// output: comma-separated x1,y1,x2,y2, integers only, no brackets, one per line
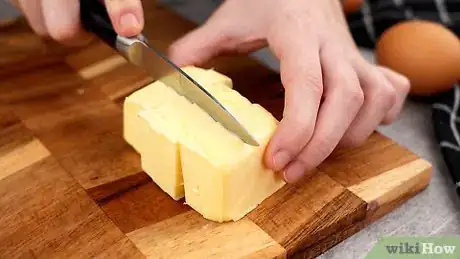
168,22,226,67
104,0,144,37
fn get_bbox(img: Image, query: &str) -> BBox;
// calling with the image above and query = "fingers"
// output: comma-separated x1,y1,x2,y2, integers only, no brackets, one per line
15,0,145,45
264,38,323,176
169,25,266,67
339,62,397,147
104,0,144,37
283,46,363,182
378,66,410,124
16,0,47,36
41,0,91,45
168,0,268,67
168,23,227,67
14,0,91,45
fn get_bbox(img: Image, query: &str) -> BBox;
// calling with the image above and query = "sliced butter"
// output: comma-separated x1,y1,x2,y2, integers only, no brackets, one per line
123,66,233,200
123,66,285,222
124,82,184,200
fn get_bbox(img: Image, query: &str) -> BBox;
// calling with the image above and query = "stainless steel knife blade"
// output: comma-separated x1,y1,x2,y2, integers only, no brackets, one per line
117,36,259,146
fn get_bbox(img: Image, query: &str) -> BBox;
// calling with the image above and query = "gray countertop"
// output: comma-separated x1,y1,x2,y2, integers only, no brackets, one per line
1,0,459,258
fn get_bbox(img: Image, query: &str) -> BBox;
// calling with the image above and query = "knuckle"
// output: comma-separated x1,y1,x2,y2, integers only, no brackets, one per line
345,83,365,107
280,117,315,151
299,139,333,165
386,86,398,107
202,24,236,49
376,81,397,108
381,116,395,125
282,68,323,96
341,133,367,148
304,74,324,96
219,33,238,48
400,76,411,93
311,79,324,96
308,78,324,96
303,69,323,87
292,119,315,143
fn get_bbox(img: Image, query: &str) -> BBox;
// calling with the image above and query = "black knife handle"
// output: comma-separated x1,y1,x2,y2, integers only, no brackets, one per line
80,0,117,49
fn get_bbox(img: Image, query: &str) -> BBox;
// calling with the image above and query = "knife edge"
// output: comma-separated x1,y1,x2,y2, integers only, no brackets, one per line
118,37,260,147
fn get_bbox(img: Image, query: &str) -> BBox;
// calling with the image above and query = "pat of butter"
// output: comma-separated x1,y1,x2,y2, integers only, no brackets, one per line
123,66,233,200
123,66,286,222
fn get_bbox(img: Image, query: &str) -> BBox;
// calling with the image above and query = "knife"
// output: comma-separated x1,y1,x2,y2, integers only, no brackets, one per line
79,0,259,146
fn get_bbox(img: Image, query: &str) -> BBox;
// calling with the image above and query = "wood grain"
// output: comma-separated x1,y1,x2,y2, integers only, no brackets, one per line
0,63,90,108
0,108,144,259
0,111,48,181
100,181,191,233
348,158,432,221
0,5,433,258
65,41,118,71
0,59,145,197
248,172,367,257
66,42,152,103
87,171,151,202
83,62,152,104
0,111,34,160
0,154,143,259
320,133,419,187
348,159,431,204
0,139,50,181
128,211,286,259
76,55,128,80
292,221,366,259
0,18,79,78
23,99,142,190
95,238,146,259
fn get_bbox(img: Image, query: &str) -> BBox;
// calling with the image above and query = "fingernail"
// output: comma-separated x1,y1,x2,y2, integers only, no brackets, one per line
284,161,305,183
273,150,291,171
119,12,140,32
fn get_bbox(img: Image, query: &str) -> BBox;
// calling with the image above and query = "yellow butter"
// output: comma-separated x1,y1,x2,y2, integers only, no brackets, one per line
179,103,285,222
123,66,233,200
123,66,285,222
123,83,183,200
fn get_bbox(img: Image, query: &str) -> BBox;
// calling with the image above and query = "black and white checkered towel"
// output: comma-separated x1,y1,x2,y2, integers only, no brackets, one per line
432,84,460,196
345,0,460,195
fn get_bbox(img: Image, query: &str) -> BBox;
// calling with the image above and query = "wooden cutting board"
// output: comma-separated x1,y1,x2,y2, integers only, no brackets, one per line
0,3,432,259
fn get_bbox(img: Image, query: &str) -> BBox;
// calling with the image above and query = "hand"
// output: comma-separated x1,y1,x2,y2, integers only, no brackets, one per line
8,0,144,45
168,0,410,183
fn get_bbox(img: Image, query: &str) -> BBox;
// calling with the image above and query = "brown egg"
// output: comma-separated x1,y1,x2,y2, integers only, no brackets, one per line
343,0,364,14
375,20,460,96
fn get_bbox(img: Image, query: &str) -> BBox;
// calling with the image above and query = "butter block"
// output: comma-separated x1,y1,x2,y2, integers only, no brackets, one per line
123,80,176,154
123,66,286,222
178,95,285,222
123,66,234,200
123,66,232,153
124,82,187,200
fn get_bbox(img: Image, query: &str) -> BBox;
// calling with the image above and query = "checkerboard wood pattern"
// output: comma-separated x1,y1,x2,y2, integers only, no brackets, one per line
0,3,432,258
